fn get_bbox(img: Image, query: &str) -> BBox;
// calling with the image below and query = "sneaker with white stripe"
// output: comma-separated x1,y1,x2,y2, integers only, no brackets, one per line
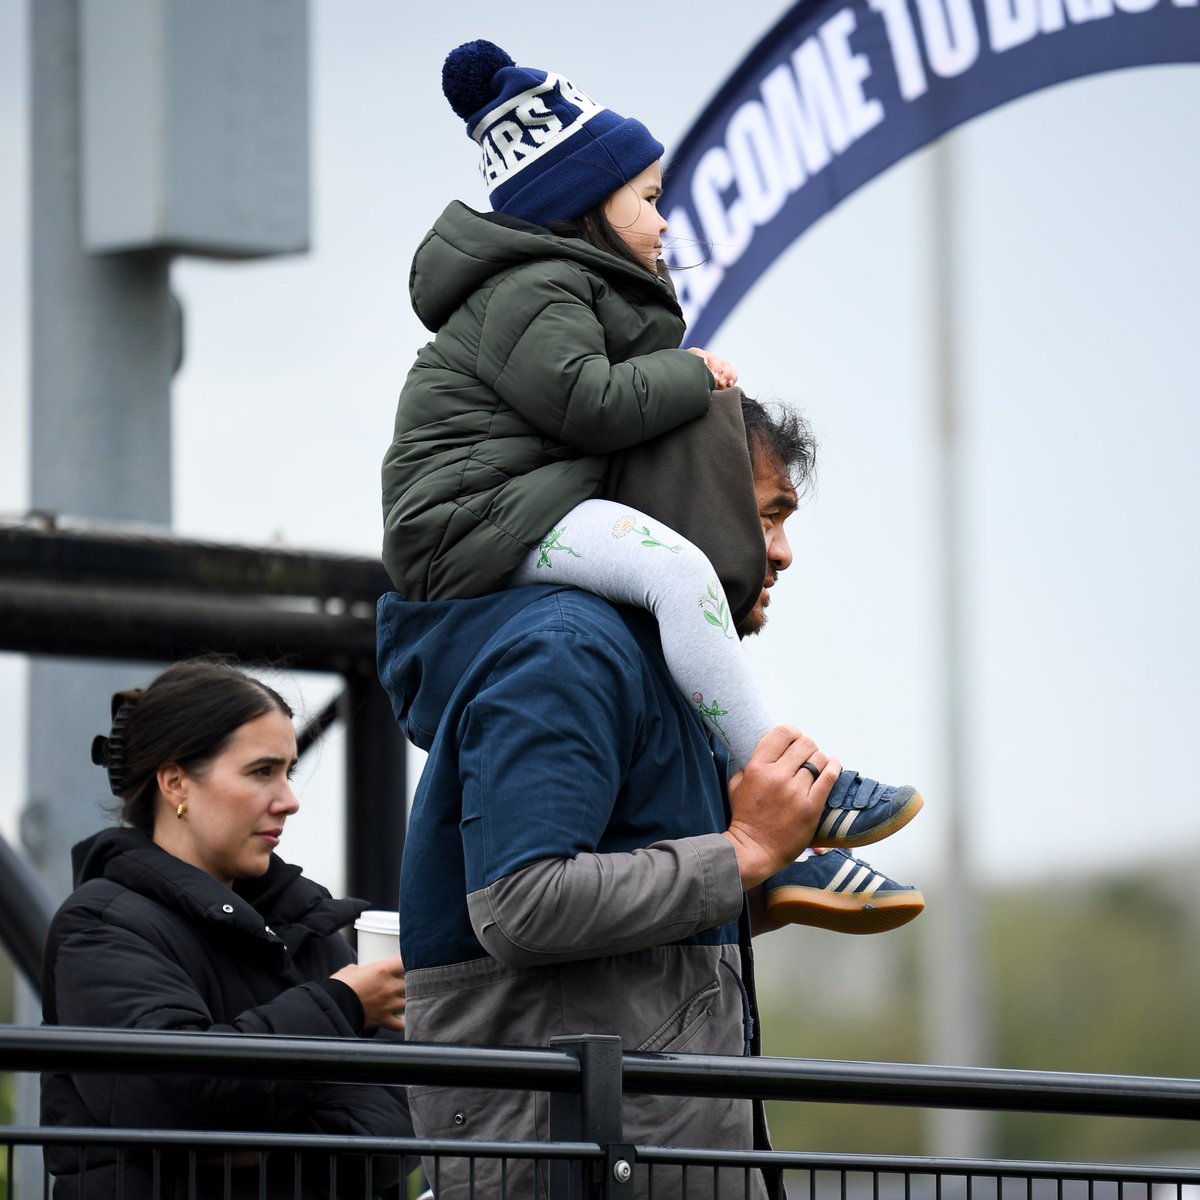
764,849,925,935
809,770,924,849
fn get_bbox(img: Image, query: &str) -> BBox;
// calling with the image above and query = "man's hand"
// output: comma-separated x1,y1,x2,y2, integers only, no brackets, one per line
332,958,407,1032
722,725,840,890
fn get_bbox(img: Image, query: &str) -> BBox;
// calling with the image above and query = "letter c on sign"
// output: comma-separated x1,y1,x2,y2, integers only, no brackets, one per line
692,145,754,269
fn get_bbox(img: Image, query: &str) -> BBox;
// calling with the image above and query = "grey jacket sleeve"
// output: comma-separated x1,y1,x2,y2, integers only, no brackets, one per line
466,832,744,968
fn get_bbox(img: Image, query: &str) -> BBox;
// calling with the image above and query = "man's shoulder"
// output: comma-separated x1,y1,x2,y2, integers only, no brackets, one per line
490,587,656,657
377,585,667,747
467,590,666,700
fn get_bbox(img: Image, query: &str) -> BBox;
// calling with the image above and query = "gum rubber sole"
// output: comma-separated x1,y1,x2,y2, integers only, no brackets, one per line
765,886,926,935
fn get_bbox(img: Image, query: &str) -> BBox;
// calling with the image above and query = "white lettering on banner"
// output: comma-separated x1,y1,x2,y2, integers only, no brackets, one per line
983,0,1040,51
915,0,982,76
821,8,887,136
668,0,1194,329
665,207,725,321
728,102,790,225
789,36,852,154
867,0,930,98
693,145,754,267
1036,0,1108,32
761,63,834,186
668,6,884,321
982,0,1176,48
1067,0,1113,22
882,0,1183,69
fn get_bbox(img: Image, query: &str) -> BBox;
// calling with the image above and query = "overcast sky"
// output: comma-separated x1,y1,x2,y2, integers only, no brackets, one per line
1,1,1198,903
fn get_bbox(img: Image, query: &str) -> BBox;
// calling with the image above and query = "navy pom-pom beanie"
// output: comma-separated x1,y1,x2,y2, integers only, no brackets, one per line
441,39,664,226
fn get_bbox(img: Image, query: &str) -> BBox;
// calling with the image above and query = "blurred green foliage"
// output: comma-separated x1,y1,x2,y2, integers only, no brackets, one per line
987,873,1200,1161
759,870,1200,1161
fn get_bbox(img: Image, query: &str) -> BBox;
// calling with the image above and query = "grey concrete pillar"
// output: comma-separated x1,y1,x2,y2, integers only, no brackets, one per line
19,3,177,1192
25,0,175,900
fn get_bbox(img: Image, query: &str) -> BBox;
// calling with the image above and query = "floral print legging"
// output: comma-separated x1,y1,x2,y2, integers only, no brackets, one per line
509,498,776,768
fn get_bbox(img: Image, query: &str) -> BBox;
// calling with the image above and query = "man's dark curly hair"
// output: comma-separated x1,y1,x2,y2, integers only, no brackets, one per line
740,395,817,496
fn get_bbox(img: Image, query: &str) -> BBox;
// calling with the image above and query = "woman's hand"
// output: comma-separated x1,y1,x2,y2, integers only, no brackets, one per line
332,958,407,1032
685,346,738,389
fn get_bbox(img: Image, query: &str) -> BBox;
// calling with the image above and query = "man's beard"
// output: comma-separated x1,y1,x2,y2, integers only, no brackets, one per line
737,616,762,638
735,572,776,637
736,605,767,638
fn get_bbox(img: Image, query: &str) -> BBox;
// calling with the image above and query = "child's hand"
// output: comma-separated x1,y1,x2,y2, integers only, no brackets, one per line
685,347,738,389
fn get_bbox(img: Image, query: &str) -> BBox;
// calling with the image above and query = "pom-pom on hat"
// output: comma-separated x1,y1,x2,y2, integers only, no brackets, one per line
442,39,664,226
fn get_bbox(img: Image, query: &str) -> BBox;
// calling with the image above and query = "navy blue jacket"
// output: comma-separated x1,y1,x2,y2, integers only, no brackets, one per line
377,585,779,1199
378,584,742,972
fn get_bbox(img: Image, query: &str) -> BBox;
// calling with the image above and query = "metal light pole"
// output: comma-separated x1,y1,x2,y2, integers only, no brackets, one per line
922,133,993,1157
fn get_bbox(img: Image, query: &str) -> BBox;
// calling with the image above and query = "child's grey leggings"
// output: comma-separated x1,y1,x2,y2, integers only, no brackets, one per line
509,498,776,768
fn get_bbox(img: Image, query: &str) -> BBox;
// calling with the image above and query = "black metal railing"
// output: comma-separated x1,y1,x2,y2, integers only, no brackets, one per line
3,1025,1200,1199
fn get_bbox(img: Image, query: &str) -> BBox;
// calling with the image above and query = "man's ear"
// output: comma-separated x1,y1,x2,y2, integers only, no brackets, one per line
157,763,187,804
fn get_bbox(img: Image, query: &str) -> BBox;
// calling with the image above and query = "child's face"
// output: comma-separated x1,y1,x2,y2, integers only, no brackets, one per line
603,161,668,272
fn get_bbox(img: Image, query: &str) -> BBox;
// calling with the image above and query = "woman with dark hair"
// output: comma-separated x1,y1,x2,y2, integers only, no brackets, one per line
40,660,411,1199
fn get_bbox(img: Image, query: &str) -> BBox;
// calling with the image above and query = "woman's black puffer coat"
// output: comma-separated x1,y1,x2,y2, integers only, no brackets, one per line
40,827,410,1199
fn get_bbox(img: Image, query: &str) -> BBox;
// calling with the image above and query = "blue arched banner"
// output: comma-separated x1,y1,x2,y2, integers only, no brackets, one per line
661,0,1199,342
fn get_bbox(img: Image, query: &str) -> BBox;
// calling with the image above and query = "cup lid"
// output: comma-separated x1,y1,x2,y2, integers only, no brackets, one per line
354,909,400,934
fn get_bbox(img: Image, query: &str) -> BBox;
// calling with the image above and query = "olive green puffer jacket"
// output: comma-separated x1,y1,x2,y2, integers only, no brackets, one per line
381,201,714,601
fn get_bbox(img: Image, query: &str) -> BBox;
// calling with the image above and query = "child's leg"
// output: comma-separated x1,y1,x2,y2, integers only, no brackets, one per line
513,500,926,855
510,498,773,767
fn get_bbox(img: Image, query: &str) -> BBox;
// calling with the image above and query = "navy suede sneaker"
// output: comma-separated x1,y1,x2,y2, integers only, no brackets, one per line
809,770,924,849
764,850,925,935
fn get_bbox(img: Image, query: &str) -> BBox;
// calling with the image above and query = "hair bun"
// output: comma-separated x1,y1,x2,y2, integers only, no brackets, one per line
442,39,515,120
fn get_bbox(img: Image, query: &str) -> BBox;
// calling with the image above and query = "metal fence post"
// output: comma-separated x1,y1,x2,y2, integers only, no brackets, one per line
548,1035,635,1200
342,664,407,909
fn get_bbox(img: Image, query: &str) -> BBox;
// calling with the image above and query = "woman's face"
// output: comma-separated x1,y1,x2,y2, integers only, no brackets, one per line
162,709,300,886
603,160,668,272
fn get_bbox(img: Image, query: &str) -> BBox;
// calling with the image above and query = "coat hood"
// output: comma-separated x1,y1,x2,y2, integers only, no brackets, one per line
377,584,571,751
409,201,680,332
71,825,145,887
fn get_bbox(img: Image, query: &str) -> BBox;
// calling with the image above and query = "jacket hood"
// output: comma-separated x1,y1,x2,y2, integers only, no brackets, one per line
71,825,147,887
377,584,570,751
410,201,679,332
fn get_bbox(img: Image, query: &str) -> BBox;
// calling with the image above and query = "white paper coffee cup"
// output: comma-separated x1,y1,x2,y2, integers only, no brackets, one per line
354,909,400,965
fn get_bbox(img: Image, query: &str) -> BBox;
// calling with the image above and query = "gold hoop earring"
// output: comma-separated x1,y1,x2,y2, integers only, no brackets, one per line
176,802,187,819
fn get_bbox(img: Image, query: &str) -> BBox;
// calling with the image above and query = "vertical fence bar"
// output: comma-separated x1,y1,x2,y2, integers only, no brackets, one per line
342,664,407,908
548,1035,632,1200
